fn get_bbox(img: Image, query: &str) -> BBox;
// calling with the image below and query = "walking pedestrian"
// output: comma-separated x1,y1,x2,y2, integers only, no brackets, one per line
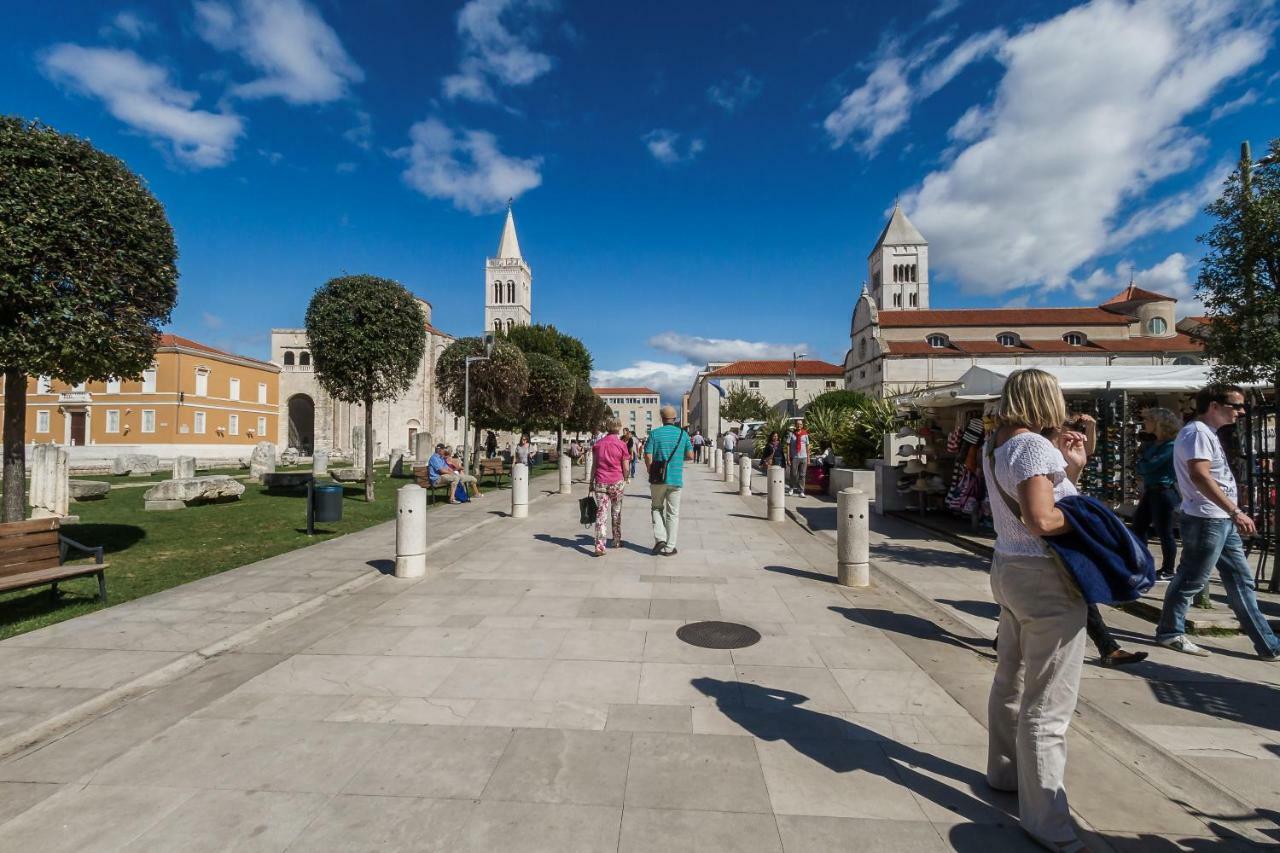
983,368,1089,850
1156,384,1279,660
590,419,630,556
723,428,737,457
484,430,498,460
644,405,692,556
761,429,789,474
789,419,810,496
621,427,639,481
1133,408,1181,581
514,433,533,466
691,429,705,463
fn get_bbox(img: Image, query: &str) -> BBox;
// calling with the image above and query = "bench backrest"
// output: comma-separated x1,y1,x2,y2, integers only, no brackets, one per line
0,518,62,578
479,459,505,472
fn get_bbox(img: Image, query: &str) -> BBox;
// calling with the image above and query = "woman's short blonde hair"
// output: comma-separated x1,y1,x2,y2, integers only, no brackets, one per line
605,417,622,434
996,369,1067,432
1145,407,1182,441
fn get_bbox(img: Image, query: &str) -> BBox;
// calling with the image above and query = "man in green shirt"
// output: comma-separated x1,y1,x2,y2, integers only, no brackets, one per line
643,404,693,556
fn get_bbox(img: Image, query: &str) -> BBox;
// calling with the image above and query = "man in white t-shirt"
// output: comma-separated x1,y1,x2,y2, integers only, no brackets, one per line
1156,384,1279,660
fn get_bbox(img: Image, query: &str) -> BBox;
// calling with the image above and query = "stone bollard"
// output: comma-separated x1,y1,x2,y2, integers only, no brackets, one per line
583,449,593,483
394,484,427,578
722,450,732,482
558,452,572,495
837,488,870,587
767,465,786,522
511,462,529,518
712,448,720,474
312,449,329,478
739,455,752,496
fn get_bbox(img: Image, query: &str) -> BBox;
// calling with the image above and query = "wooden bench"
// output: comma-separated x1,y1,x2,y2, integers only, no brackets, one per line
478,457,508,489
412,466,451,505
0,517,108,603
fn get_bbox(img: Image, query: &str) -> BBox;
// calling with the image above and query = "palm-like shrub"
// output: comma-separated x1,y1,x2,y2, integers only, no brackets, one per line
752,411,794,457
831,398,900,468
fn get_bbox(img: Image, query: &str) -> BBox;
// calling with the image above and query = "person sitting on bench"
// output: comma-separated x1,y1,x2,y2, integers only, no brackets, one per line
427,443,479,503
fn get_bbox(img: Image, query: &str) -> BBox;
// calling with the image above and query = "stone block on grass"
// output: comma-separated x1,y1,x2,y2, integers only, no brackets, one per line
330,467,365,483
143,475,245,511
111,453,160,476
69,479,110,501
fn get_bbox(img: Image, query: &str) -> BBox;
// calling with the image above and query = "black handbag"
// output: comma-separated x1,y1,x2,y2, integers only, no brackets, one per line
648,428,686,485
579,495,598,525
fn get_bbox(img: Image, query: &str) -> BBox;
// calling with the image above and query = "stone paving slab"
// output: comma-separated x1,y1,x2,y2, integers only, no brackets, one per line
0,461,1263,850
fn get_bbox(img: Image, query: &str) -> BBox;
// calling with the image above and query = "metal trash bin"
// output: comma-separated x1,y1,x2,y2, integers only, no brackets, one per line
312,483,344,523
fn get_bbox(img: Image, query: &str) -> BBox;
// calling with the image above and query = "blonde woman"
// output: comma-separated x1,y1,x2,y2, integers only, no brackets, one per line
1135,408,1182,580
984,369,1088,851
589,418,630,556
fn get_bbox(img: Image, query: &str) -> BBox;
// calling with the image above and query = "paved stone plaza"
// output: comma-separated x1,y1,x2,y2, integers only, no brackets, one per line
0,465,1273,851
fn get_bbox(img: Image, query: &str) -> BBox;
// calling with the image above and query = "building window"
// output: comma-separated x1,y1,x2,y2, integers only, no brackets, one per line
506,318,514,332
229,414,239,436
1148,317,1168,335
299,351,311,366
257,416,267,436
997,332,1020,347
494,281,502,303
825,380,838,389
145,366,160,392
194,411,206,434
284,351,295,366
36,410,50,433
258,382,268,404
1173,356,1200,365
195,368,209,397
908,293,918,307
911,263,918,282
748,380,759,389
36,376,52,394
506,280,515,302
106,378,121,394
1063,332,1086,346
858,339,867,360
873,270,881,288
105,410,120,433
785,380,796,389
228,377,240,401
927,334,948,348
893,293,902,307
494,319,502,334
141,410,156,433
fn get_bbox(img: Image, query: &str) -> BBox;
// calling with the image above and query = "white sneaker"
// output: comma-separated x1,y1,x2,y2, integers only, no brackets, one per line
1159,635,1211,657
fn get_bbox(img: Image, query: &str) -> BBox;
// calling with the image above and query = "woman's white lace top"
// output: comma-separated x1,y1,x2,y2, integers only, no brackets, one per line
983,431,1078,557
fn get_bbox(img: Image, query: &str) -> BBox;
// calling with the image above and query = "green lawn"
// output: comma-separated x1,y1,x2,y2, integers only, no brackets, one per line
0,462,556,640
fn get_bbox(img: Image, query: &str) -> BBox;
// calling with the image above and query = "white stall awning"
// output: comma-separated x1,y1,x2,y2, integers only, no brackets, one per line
901,364,1238,407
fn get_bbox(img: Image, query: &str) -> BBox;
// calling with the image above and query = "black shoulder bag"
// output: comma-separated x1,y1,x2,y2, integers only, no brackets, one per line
648,429,686,486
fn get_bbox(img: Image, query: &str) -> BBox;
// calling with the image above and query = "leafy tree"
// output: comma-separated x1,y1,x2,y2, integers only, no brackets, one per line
502,323,592,383
305,275,427,501
517,352,575,432
1197,139,1280,574
567,378,610,434
807,389,872,411
721,383,771,424
0,118,178,521
437,337,529,469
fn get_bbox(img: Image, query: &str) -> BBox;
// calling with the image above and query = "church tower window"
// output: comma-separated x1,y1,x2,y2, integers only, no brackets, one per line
506,280,515,302
908,293,918,307
893,293,902,307
283,351,295,366
494,319,502,335
494,281,502,303
911,264,917,282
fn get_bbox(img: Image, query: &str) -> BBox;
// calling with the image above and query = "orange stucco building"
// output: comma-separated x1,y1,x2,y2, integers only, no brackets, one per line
2,334,279,456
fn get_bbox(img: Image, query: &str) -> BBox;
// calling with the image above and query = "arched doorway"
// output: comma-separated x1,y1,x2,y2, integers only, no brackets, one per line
287,394,315,453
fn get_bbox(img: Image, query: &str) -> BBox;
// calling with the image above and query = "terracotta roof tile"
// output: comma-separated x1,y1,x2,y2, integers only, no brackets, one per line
157,334,276,368
877,308,1133,328
1101,284,1176,305
707,359,844,377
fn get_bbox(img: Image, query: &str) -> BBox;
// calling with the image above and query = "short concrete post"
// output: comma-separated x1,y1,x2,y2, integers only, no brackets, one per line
722,450,732,482
712,448,720,474
837,488,870,587
558,452,572,495
511,462,529,518
767,465,786,522
739,455,752,496
394,484,427,578
583,449,593,483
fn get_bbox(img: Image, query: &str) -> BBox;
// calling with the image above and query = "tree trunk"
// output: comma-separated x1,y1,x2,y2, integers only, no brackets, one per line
364,396,374,502
2,368,26,522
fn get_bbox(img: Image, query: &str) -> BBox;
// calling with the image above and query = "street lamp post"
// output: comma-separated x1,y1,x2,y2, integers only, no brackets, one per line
790,351,808,417
462,335,495,475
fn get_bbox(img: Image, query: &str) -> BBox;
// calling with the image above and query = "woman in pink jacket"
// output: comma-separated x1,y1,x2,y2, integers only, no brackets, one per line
590,418,631,556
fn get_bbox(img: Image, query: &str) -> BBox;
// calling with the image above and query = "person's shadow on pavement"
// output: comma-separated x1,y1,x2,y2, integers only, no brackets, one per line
532,532,595,556
689,677,1018,829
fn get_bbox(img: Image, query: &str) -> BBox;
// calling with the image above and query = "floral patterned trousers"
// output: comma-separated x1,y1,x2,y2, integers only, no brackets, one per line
593,481,625,546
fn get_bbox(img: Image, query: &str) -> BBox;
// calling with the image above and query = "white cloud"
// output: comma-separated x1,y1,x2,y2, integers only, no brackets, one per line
394,117,542,214
335,161,356,173
101,11,154,41
648,333,810,364
902,0,1271,295
1209,88,1258,120
926,0,963,24
201,311,225,329
443,0,554,103
824,30,1003,155
707,71,762,113
194,0,363,104
592,361,702,404
343,109,372,149
644,129,705,165
1105,159,1231,249
1071,252,1201,317
40,44,243,168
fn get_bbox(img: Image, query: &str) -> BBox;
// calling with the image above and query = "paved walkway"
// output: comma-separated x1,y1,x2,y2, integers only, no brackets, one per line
0,462,1268,850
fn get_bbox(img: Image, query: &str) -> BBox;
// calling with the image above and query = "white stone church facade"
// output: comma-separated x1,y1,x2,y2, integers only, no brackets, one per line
844,207,1204,397
271,208,534,457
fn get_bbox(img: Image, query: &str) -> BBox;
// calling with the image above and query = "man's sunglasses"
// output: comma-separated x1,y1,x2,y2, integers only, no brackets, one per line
1219,401,1247,412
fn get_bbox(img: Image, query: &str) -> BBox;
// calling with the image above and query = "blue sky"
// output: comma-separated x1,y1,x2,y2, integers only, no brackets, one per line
3,0,1276,400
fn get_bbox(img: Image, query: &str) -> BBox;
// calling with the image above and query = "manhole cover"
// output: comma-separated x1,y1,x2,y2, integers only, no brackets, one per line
676,621,761,650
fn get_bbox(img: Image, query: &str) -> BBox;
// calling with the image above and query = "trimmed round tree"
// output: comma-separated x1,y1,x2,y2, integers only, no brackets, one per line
305,275,427,501
0,117,178,521
567,378,611,435
436,337,529,470
502,323,592,383
518,353,575,434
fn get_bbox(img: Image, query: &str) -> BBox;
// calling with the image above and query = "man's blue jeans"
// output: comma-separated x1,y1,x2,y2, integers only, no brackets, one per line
1156,514,1279,657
